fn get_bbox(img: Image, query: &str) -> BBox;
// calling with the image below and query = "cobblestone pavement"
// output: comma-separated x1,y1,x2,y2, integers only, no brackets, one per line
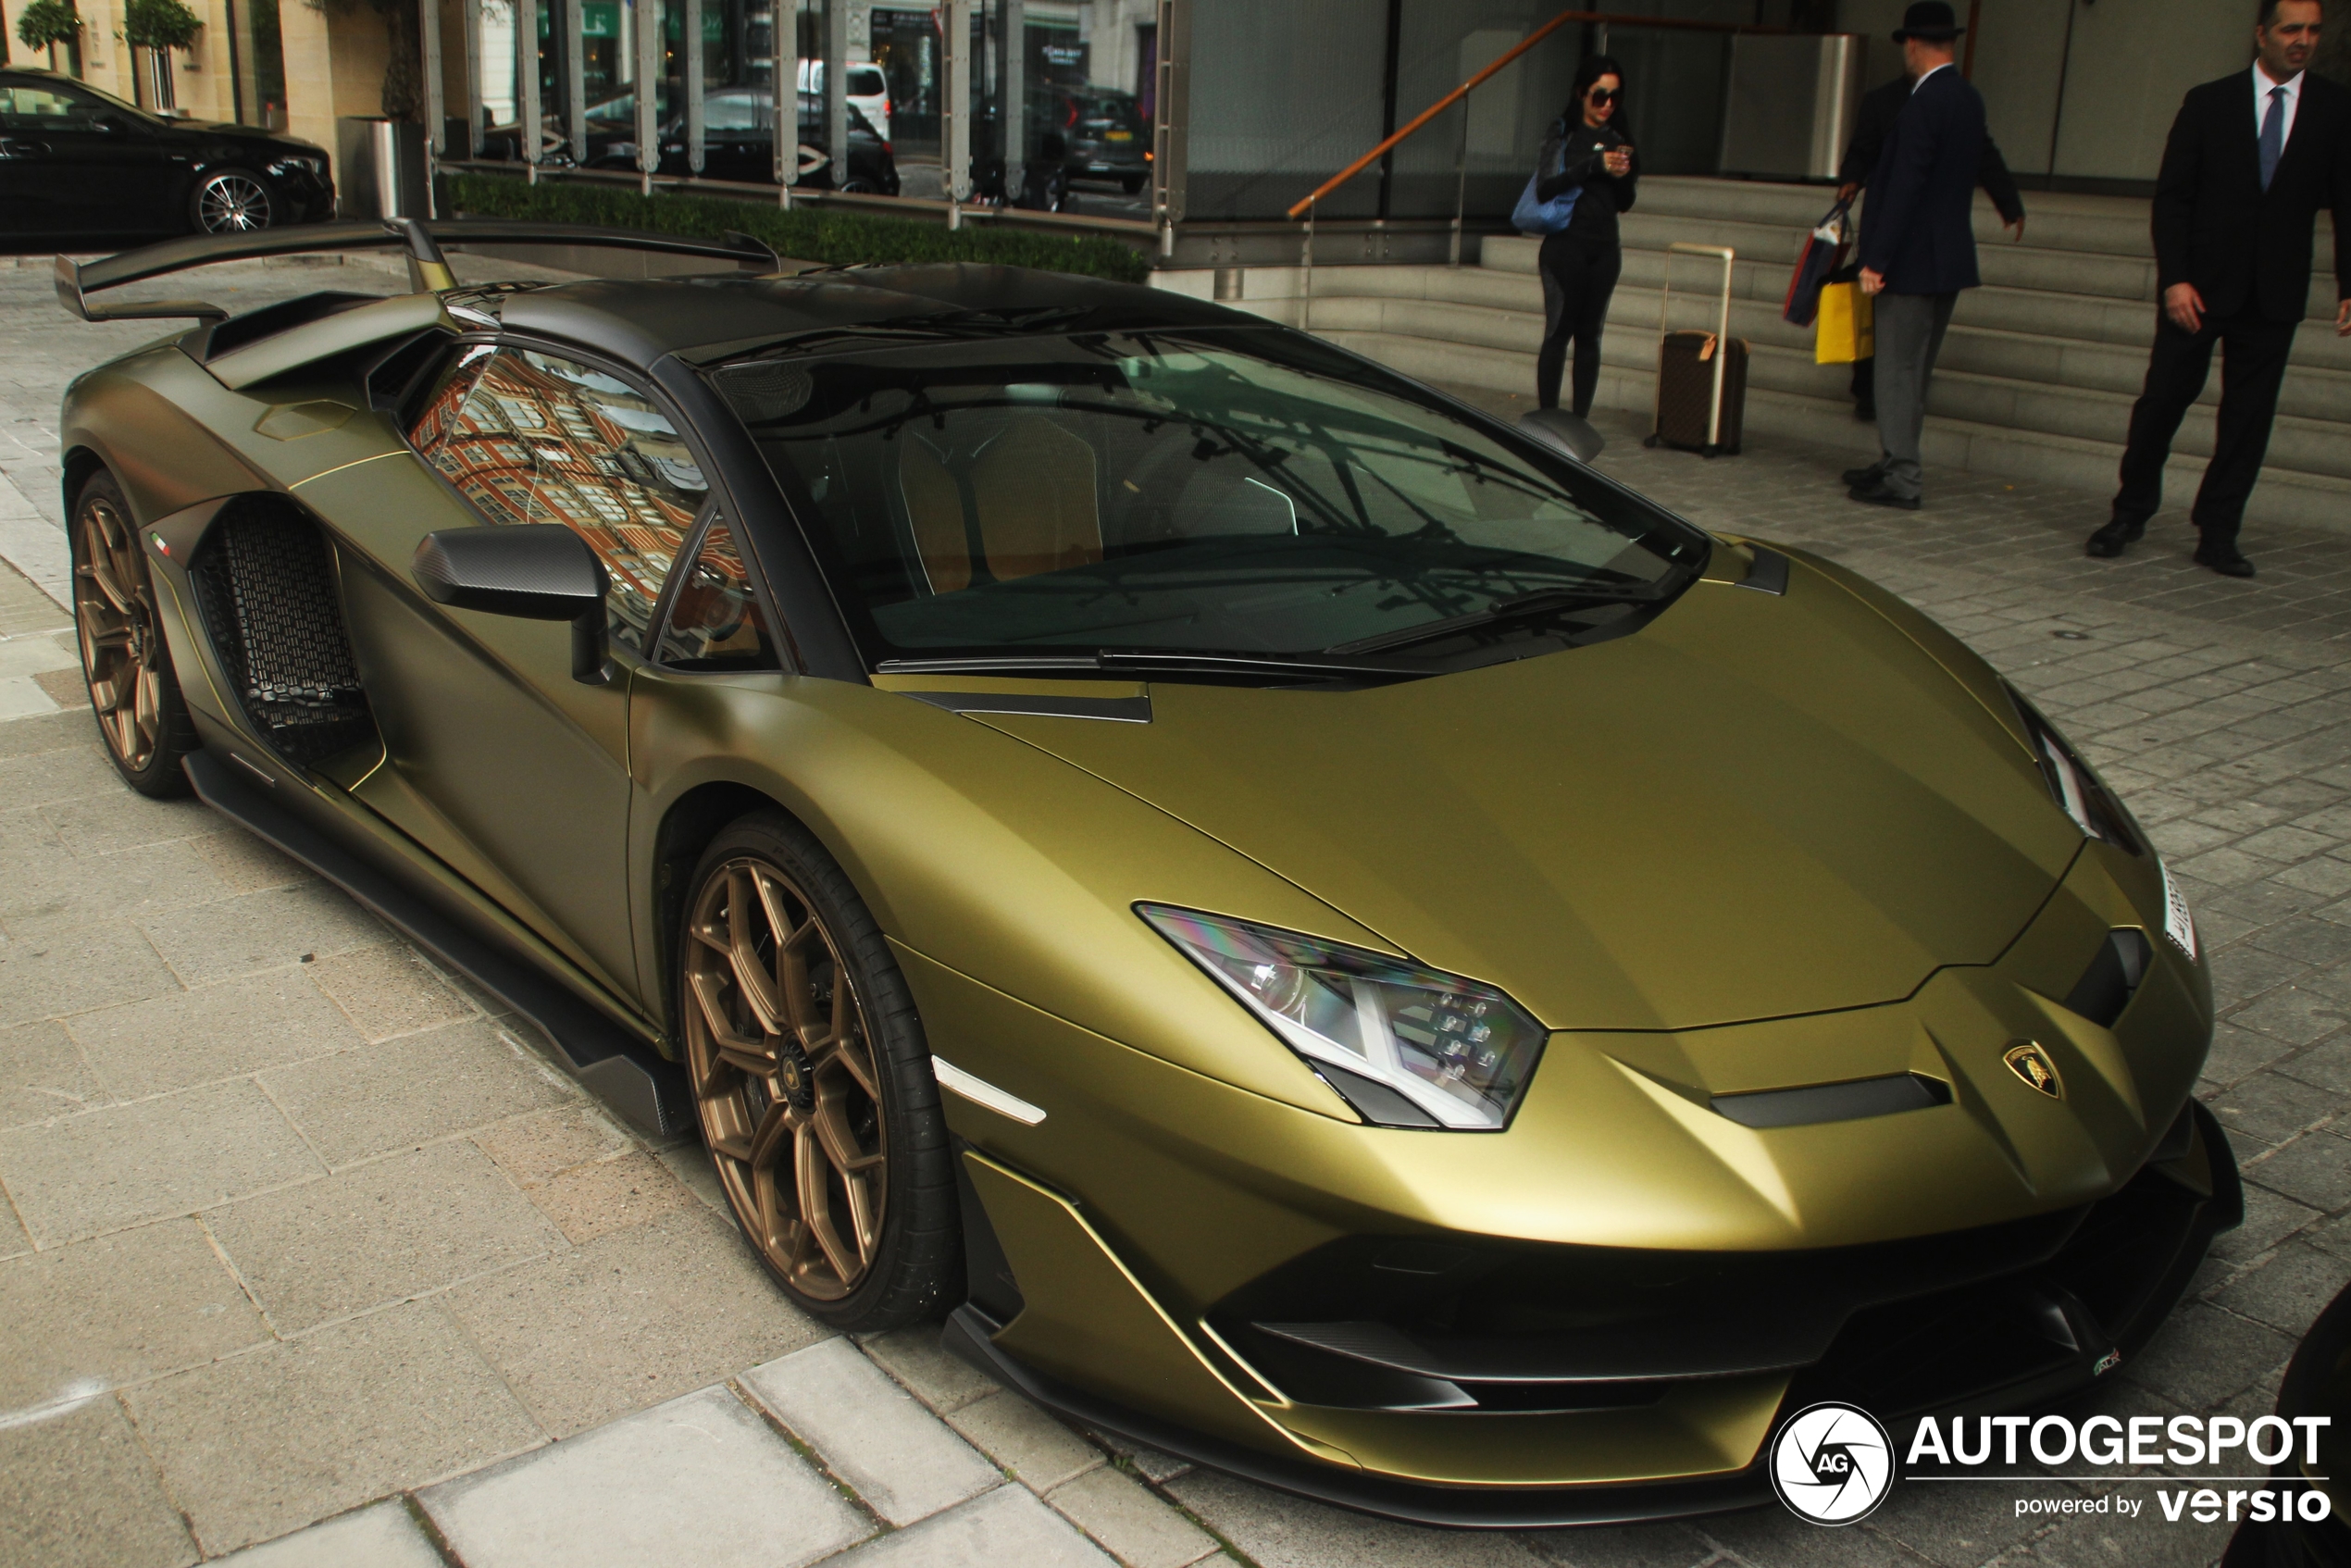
1,255,2347,1568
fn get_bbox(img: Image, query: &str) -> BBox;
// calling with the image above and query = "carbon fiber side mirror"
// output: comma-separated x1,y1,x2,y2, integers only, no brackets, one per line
412,525,612,684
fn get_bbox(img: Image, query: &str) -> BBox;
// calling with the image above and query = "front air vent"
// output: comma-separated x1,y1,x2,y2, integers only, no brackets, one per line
1710,1073,1952,1129
187,496,378,766
2062,929,2154,1028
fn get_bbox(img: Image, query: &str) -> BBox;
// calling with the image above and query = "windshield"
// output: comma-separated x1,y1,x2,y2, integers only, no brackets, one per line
714,328,1706,674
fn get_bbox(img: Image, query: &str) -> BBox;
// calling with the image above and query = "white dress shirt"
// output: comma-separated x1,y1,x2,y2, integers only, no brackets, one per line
2254,64,2303,152
1911,61,1955,93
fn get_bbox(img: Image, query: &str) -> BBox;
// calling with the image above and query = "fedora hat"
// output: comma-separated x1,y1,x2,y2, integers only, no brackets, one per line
1892,1,1965,41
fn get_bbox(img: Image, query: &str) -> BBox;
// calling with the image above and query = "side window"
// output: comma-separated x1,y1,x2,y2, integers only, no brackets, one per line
0,84,106,130
703,92,767,131
655,517,781,670
407,344,707,655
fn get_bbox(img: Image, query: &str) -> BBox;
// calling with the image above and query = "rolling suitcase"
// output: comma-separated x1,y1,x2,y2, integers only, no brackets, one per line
1644,242,1748,458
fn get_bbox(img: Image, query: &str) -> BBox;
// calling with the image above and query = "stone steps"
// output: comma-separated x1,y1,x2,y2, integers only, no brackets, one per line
1281,281,2351,425
1309,323,2351,534
1161,177,2350,531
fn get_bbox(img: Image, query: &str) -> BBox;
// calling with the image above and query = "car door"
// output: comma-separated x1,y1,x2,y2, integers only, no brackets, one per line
311,340,712,1002
693,88,760,181
0,77,173,234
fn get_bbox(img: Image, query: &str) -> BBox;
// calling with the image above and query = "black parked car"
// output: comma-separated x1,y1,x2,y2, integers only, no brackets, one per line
1053,87,1149,193
0,68,334,238
482,86,898,195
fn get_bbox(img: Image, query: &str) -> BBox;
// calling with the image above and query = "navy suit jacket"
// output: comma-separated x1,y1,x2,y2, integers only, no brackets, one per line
2153,71,2351,323
1858,67,1987,295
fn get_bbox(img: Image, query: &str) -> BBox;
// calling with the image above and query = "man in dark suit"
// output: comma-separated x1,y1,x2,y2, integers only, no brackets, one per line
2086,0,2351,577
1835,69,2026,420
1846,3,1987,511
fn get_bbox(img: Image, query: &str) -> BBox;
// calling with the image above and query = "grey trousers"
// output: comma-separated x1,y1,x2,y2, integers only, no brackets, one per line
1872,291,1958,500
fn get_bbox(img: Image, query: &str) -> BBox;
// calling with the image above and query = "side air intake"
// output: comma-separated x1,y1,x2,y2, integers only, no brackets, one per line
2062,929,2154,1029
187,496,378,766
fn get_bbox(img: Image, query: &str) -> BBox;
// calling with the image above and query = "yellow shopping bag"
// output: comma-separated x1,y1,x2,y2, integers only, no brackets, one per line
1815,281,1874,364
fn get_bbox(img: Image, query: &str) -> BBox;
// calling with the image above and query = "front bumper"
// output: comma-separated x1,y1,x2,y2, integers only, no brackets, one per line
947,1101,2240,1526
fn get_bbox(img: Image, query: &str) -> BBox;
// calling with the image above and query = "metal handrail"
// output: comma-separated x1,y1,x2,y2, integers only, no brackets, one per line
1287,7,1798,294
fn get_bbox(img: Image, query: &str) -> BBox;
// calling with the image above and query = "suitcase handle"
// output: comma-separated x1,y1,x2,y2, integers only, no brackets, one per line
1657,243,1735,450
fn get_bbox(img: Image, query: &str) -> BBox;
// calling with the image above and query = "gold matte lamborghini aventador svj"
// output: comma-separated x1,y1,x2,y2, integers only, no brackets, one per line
51,218,2238,1527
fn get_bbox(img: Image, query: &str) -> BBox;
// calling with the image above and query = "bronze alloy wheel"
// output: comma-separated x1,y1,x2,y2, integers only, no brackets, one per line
684,852,889,1300
74,492,165,774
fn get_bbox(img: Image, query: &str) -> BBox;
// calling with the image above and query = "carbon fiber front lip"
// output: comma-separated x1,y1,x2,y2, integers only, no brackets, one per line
941,1105,2243,1528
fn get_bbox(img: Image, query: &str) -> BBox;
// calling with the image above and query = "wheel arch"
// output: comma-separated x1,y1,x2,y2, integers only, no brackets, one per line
60,444,109,523
649,778,796,1039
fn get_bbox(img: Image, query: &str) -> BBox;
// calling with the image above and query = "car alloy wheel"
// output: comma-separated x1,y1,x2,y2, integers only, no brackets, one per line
74,492,165,773
195,171,274,233
684,853,889,1301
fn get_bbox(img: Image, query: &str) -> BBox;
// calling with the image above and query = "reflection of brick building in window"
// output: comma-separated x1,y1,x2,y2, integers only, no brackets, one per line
412,348,706,653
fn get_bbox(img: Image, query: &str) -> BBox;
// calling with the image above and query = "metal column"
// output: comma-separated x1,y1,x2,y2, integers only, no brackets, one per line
1150,0,1187,245
1001,0,1023,205
462,0,483,155
566,0,588,163
774,0,798,204
634,0,660,191
685,0,704,173
421,0,445,154
823,0,847,189
517,0,541,178
944,0,970,223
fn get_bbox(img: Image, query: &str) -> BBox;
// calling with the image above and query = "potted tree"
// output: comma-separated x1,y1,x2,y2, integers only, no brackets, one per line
121,0,202,113
14,0,83,75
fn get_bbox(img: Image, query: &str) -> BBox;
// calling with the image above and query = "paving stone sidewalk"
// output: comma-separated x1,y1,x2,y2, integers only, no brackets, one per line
1,255,2347,1568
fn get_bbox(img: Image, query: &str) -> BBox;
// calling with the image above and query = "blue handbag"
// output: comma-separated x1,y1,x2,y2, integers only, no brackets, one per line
1512,173,1579,236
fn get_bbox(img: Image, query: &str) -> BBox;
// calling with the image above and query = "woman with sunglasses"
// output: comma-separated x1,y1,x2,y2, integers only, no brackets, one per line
1533,56,1638,417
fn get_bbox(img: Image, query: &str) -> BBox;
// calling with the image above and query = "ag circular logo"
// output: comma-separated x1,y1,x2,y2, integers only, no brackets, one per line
1769,1401,1895,1525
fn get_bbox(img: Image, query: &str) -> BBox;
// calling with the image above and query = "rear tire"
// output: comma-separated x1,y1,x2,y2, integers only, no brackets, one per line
678,810,960,1331
70,470,198,798
190,168,275,234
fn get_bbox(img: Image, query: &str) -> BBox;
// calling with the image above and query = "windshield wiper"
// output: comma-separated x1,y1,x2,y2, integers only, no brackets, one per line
874,649,1419,681
1324,586,1648,656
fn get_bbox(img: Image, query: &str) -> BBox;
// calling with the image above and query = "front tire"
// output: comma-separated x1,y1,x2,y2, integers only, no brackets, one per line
678,811,960,1331
70,470,198,798
191,168,275,233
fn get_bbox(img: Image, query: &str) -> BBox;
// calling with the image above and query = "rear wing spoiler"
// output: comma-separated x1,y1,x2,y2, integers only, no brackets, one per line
56,218,780,324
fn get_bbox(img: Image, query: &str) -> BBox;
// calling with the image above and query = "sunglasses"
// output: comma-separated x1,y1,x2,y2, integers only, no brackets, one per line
1586,87,1619,106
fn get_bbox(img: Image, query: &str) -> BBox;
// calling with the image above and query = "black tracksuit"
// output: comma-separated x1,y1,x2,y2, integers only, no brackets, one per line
1534,116,1639,415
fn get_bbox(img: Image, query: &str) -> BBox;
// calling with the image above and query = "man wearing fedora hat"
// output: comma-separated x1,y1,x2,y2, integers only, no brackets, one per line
1845,1,1986,512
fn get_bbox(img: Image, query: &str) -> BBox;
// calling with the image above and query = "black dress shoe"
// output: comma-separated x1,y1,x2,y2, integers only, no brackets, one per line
2084,517,2146,558
1841,463,1884,488
2194,541,2256,578
1847,481,1922,511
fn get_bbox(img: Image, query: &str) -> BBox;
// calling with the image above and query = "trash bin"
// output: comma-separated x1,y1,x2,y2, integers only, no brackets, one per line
336,117,432,218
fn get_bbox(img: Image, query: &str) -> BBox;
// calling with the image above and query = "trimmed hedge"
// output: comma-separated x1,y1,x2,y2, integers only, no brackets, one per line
446,172,1152,285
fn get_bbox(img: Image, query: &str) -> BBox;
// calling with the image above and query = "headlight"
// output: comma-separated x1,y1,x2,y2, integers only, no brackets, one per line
266,155,325,178
2006,685,2140,853
1138,905,1547,1130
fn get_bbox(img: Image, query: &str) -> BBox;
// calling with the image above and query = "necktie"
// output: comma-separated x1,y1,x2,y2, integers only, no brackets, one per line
2259,85,2285,192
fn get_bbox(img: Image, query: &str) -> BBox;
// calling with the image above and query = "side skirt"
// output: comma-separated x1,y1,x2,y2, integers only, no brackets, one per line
185,748,692,1138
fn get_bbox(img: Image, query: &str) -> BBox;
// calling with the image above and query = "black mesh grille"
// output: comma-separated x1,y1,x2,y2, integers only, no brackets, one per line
189,498,377,765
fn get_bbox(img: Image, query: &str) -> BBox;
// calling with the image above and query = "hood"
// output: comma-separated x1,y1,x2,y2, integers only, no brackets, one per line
970,556,2082,1031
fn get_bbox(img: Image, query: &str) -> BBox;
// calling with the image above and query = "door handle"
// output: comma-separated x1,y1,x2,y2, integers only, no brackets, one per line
0,138,51,157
